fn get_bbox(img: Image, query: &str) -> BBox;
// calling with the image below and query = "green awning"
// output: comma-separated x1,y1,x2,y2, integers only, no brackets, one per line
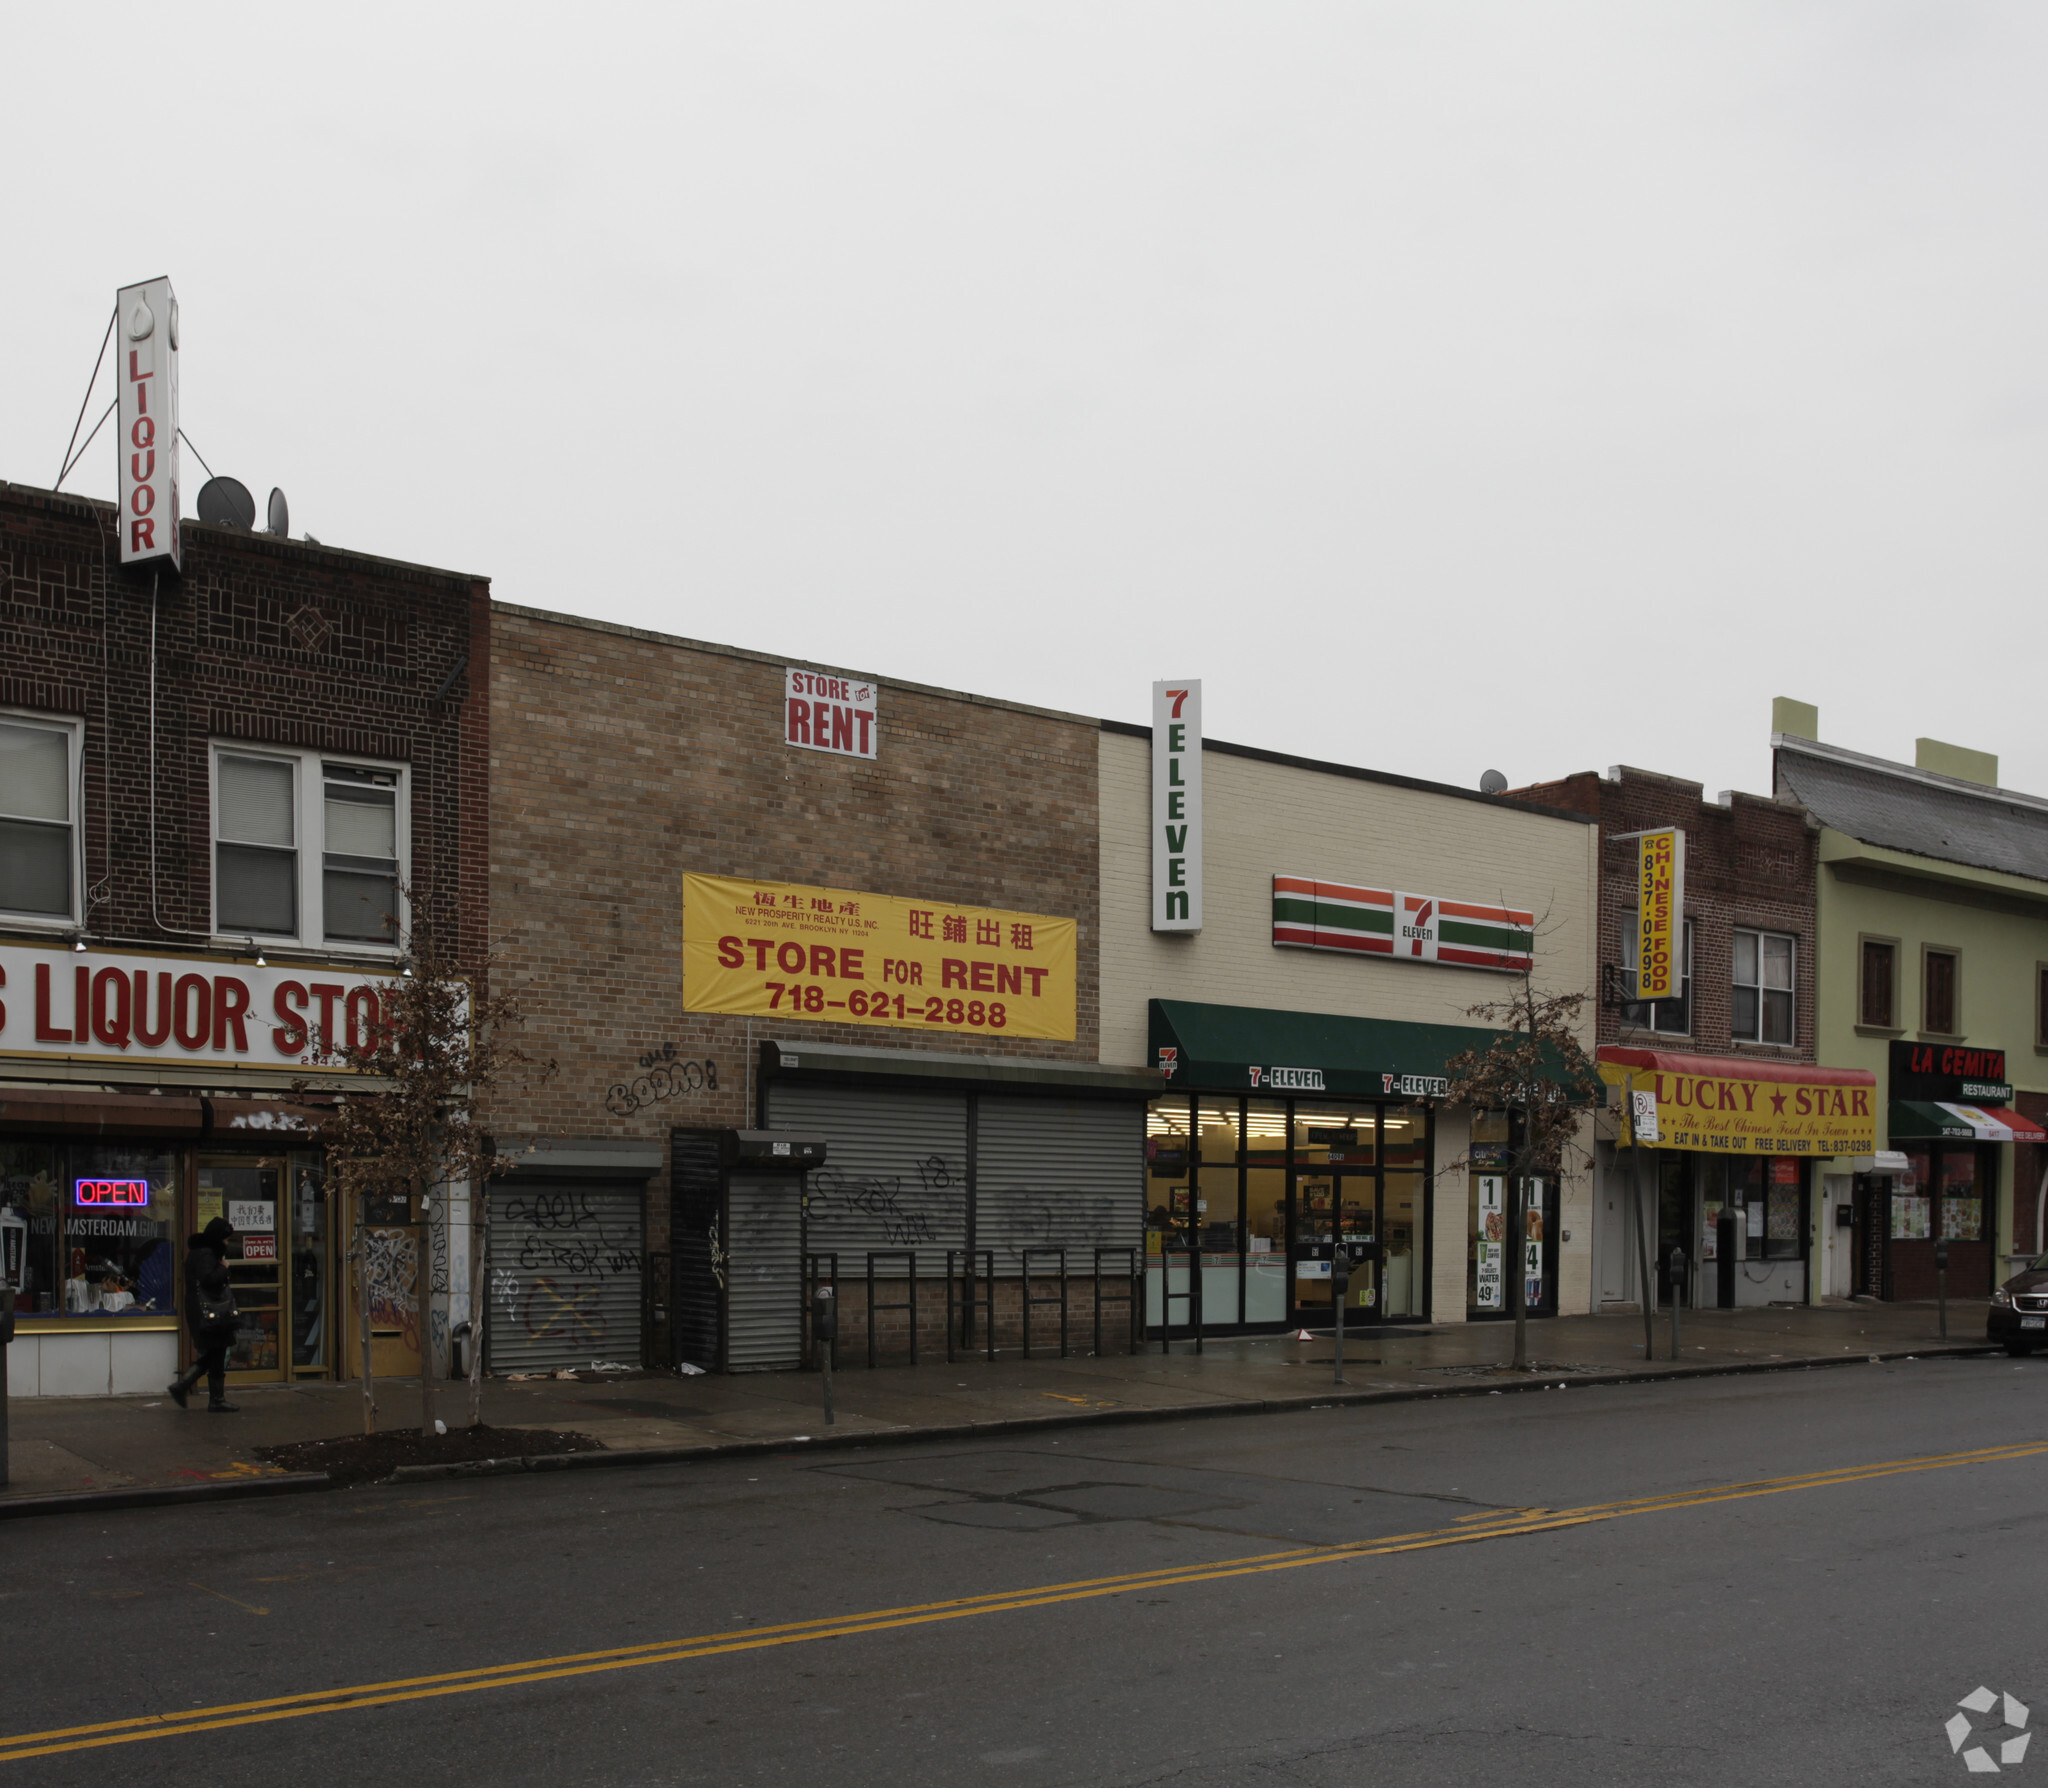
1888,1100,1975,1141
1148,998,1578,1101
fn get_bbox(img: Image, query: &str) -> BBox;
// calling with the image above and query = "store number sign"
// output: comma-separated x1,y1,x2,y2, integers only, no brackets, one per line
684,873,1077,1040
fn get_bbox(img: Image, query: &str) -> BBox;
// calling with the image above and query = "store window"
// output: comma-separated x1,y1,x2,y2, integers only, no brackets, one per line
1939,1151,1983,1242
1467,1111,1512,1312
1243,1100,1287,1321
1893,1149,1933,1241
1923,948,1960,1037
1732,930,1795,1044
1621,914,1694,1034
1861,939,1898,1029
213,747,407,946
0,1141,180,1317
1144,1097,1192,1245
0,712,81,923
1724,1158,1805,1261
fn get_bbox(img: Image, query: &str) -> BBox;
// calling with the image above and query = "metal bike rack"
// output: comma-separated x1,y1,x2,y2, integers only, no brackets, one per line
1092,1246,1142,1357
1020,1246,1069,1360
864,1250,919,1367
945,1247,996,1364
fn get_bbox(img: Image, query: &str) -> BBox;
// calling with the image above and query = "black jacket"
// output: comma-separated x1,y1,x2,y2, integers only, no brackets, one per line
182,1234,234,1343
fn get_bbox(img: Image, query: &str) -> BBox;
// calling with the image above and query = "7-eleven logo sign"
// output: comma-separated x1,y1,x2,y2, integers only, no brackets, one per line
1397,893,1439,962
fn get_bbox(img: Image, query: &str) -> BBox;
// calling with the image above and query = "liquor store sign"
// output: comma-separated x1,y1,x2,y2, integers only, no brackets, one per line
0,944,395,1069
684,873,1077,1041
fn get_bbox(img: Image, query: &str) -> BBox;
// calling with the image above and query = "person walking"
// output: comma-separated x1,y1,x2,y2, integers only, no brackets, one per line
168,1217,240,1412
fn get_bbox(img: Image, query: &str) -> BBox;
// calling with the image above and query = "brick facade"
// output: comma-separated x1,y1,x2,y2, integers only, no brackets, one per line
0,482,489,1008
1509,767,1819,1064
485,604,1105,1263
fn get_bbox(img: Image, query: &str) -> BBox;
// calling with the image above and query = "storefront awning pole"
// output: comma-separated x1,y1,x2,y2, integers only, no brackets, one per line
1627,1074,1657,1356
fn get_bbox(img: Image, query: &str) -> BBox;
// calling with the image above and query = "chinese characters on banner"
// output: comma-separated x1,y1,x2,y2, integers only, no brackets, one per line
785,668,877,760
1635,828,1684,1000
682,874,1077,1040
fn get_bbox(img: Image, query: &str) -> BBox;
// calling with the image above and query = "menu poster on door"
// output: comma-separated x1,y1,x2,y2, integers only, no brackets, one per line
1475,1176,1505,1309
1525,1238,1543,1308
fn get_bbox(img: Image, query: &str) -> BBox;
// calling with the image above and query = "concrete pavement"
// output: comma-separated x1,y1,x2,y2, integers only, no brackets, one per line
3,1299,1994,1506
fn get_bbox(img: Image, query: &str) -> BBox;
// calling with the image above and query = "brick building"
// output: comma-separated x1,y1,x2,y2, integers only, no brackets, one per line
0,480,488,1397
485,605,1153,1375
1507,764,1866,1311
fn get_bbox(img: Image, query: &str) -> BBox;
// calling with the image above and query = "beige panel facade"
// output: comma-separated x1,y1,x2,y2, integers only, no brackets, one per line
1101,728,1602,1321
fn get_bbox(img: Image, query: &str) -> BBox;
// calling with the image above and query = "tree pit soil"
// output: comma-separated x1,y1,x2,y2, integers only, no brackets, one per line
257,1425,605,1489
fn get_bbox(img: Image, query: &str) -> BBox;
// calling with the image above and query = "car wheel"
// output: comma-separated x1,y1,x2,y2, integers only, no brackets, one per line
2005,1341,2035,1358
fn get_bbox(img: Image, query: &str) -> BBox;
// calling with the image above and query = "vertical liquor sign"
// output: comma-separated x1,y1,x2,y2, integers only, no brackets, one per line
1636,827,1684,1001
1152,680,1201,931
116,276,181,570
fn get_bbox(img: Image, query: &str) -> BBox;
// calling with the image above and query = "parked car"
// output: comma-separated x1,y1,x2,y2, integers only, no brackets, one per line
1988,1259,2048,1355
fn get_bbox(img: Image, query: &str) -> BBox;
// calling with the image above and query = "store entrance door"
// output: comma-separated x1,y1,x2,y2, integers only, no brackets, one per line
1292,1169,1381,1323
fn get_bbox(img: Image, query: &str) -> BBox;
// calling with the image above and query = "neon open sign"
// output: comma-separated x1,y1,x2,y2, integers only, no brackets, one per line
74,1179,150,1208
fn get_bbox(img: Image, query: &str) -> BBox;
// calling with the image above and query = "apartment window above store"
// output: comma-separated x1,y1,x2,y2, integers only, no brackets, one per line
1859,937,1899,1032
212,747,406,948
1620,912,1693,1035
2037,964,2048,1054
0,712,82,927
1731,929,1795,1046
1922,947,1961,1038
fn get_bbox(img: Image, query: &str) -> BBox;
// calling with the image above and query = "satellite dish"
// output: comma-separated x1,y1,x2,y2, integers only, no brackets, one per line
197,477,256,530
267,488,289,538
1479,769,1509,795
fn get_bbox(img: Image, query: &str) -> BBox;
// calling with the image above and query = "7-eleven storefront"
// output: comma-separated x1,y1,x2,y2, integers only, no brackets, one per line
1599,1046,1877,1309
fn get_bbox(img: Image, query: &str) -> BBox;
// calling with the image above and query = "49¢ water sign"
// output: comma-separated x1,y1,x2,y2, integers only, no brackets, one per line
683,874,1077,1041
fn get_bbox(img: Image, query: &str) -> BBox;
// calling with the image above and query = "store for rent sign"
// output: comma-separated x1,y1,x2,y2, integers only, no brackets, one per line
1636,829,1684,1000
1152,680,1202,932
0,944,394,1069
785,668,877,760
116,276,181,570
683,873,1076,1040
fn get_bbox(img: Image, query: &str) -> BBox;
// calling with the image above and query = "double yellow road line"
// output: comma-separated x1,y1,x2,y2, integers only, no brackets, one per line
6,1434,2045,1764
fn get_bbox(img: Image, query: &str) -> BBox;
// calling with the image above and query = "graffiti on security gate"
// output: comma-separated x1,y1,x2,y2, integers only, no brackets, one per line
493,1192,641,1357
522,1277,607,1345
362,1227,420,1349
805,1167,941,1247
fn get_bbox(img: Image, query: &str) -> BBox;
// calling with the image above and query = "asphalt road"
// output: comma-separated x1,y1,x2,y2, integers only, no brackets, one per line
4,1356,2044,1786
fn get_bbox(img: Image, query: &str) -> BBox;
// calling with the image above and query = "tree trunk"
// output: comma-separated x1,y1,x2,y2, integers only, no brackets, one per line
357,1184,377,1436
1509,1146,1529,1372
417,1178,436,1439
467,1182,487,1429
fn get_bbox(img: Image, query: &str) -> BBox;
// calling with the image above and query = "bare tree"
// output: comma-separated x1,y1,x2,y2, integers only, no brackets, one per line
292,892,553,1436
1444,975,1602,1373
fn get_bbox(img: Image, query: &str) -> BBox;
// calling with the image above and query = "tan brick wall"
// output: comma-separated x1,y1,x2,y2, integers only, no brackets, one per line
486,606,1103,1255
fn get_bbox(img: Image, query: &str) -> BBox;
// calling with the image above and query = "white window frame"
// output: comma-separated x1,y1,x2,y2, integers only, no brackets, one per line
1732,927,1797,1045
209,742,409,953
1621,909,1694,1036
0,707,86,929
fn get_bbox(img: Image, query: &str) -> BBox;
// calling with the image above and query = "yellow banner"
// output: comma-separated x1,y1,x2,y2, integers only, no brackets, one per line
1636,829,1683,1001
1600,1060,1875,1156
683,874,1077,1041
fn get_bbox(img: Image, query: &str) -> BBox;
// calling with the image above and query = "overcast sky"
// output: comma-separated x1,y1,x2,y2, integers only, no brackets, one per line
8,6,2045,803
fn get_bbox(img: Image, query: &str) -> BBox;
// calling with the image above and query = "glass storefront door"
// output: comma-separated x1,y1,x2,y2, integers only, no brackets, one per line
198,1150,338,1382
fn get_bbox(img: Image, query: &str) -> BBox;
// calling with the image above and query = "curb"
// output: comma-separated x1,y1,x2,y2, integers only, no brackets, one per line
0,1471,332,1521
386,1341,2000,1485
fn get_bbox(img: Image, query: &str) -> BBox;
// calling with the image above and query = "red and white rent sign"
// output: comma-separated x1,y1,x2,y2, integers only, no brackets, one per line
785,668,877,760
0,944,395,1070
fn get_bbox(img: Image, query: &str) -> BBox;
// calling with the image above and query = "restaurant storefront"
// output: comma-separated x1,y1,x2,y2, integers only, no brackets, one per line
1145,999,1566,1329
0,943,394,1396
1601,1045,1878,1309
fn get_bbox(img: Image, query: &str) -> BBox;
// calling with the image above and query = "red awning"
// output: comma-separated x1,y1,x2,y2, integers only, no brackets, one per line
1597,1045,1876,1089
1959,1104,2047,1144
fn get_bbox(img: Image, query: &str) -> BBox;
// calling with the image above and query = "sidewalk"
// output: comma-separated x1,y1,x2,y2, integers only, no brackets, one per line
2,1301,1997,1510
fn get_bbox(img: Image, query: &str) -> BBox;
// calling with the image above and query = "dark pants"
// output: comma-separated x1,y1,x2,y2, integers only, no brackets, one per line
174,1340,230,1405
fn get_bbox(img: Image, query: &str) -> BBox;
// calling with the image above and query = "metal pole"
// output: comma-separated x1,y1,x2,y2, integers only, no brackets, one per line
1669,1247,1686,1361
0,1288,14,1487
417,1183,436,1439
1626,1075,1657,1364
1333,1256,1347,1386
1937,1239,1949,1338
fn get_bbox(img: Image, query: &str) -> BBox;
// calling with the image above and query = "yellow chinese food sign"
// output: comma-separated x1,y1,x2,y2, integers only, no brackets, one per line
683,874,1077,1041
1636,828,1684,1001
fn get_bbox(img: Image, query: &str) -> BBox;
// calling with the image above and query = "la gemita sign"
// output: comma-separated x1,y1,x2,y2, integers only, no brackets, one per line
785,668,877,760
115,276,180,570
0,944,394,1070
1152,680,1201,931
